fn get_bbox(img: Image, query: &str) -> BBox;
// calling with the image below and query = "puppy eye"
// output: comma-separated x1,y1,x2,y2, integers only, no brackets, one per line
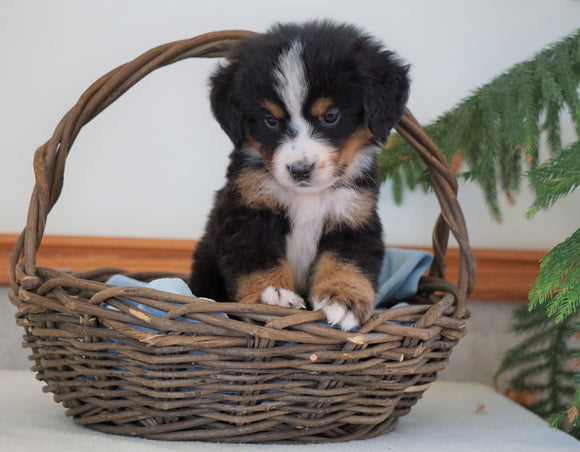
264,114,279,129
320,109,340,126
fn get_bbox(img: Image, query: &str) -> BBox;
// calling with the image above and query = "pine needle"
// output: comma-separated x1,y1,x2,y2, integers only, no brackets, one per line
495,305,580,437
379,29,580,220
528,228,580,322
526,141,580,218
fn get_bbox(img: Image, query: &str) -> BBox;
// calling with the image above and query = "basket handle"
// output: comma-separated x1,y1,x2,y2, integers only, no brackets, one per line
395,110,476,318
10,29,475,318
9,30,255,289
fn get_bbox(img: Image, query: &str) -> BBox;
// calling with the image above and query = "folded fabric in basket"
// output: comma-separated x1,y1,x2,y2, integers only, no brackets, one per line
104,248,433,328
103,275,226,332
106,274,198,297
375,248,433,308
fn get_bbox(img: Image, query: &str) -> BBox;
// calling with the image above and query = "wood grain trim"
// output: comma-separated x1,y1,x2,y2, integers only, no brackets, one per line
0,234,194,283
0,234,544,302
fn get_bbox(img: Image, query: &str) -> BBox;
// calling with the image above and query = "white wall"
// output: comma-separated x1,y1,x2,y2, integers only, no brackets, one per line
1,0,579,250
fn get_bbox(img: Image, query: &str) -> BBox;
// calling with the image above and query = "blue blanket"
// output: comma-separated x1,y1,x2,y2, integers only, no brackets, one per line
105,247,432,318
375,248,433,307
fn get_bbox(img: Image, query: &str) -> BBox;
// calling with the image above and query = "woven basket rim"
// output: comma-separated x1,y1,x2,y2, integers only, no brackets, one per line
7,28,477,444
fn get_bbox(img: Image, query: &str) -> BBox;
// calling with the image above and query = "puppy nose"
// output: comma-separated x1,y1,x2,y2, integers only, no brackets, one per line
288,161,316,181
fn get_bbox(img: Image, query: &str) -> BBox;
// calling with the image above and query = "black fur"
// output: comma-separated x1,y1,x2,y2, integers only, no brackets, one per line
189,20,410,328
210,21,409,149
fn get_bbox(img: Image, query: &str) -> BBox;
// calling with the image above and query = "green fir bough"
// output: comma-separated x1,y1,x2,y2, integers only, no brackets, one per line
526,141,580,219
380,29,580,221
380,27,580,438
494,305,580,436
525,140,580,436
527,141,580,322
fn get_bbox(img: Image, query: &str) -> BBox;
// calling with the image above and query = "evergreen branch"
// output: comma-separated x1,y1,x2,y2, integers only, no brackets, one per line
510,306,557,333
526,141,580,218
380,29,580,220
495,305,580,436
529,228,580,322
551,385,580,436
495,305,577,377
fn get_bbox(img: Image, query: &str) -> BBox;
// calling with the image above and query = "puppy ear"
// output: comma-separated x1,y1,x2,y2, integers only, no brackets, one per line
362,51,410,143
210,62,244,147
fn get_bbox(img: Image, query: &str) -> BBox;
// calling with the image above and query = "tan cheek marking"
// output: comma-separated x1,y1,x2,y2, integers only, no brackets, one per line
244,129,271,163
336,127,375,168
324,128,376,230
263,100,286,119
236,262,294,304
244,128,276,170
310,252,375,322
310,97,333,117
245,131,263,152
324,191,377,232
234,167,279,210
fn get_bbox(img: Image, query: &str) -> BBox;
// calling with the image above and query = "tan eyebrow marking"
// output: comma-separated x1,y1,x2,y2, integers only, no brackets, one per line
263,100,286,119
310,97,333,117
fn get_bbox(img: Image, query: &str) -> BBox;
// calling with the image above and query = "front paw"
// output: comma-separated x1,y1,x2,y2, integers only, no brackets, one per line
260,286,305,309
309,252,376,330
311,296,373,331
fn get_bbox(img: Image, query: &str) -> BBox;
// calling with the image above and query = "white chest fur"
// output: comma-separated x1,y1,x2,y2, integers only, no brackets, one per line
284,187,368,292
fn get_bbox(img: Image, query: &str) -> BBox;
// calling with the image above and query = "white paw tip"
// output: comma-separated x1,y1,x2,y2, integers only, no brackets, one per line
324,303,348,326
312,298,360,331
338,311,358,331
260,286,280,305
260,286,305,309
278,288,306,309
311,297,328,311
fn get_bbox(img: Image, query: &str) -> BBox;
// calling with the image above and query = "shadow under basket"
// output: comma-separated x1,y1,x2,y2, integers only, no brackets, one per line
8,30,477,444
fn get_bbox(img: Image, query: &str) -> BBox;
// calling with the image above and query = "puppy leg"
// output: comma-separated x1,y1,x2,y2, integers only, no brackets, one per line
236,261,304,309
189,240,228,302
310,252,376,331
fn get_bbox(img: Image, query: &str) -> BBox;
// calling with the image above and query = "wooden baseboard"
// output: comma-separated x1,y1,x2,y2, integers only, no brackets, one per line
0,233,545,302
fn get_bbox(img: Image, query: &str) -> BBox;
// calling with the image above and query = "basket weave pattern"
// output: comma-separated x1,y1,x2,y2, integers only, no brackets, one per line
8,31,476,443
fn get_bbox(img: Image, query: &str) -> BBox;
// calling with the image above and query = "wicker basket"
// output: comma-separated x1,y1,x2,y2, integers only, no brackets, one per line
8,30,476,444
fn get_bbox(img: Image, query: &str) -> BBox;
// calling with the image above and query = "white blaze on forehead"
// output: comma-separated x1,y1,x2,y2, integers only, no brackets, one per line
271,40,333,189
273,40,308,120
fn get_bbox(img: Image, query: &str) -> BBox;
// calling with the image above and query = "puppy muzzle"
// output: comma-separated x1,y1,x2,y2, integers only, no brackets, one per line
287,160,316,182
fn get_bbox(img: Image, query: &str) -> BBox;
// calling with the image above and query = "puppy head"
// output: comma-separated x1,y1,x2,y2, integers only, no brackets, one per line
210,21,410,193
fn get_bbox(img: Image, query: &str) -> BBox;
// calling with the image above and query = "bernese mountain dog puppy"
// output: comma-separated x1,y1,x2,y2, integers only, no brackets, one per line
189,21,410,330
